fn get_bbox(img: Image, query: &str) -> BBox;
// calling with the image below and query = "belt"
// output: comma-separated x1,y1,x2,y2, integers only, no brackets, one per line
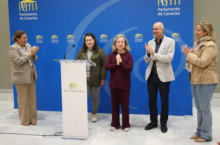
152,70,157,74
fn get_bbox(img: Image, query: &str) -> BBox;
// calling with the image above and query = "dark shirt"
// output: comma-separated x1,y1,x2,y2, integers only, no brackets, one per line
105,52,133,90
152,35,164,71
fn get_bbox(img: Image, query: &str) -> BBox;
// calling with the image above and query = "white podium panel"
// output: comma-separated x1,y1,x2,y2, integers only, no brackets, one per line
60,63,88,139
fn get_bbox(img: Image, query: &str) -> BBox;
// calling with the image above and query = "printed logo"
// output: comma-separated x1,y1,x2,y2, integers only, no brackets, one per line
100,34,108,42
19,0,37,12
19,0,38,20
118,34,125,37
67,35,74,43
69,83,79,90
157,0,181,16
135,34,143,42
64,82,84,92
36,35,43,43
158,0,180,6
51,35,59,43
171,33,180,41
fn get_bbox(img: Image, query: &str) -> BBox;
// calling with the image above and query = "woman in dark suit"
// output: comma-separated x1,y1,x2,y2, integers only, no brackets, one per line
105,34,133,132
8,30,39,126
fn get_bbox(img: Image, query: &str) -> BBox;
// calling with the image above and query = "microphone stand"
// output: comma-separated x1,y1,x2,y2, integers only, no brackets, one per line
64,44,76,60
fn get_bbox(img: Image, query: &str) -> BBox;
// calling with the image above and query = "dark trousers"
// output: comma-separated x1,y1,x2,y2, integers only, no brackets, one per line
147,72,171,125
110,88,130,129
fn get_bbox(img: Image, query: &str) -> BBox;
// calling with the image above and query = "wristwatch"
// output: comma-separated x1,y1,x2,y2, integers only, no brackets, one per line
119,59,122,63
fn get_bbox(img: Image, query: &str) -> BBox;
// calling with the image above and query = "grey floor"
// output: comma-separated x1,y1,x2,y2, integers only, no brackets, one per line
0,94,220,145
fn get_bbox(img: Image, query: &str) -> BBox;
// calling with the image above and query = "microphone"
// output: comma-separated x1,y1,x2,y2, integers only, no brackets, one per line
64,44,76,59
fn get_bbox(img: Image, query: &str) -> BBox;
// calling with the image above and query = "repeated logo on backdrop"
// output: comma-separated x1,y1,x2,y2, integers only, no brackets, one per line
157,0,181,16
36,35,43,43
100,34,108,42
51,35,59,43
171,33,180,41
67,35,74,43
19,0,38,20
158,0,180,6
135,34,143,42
19,0,37,11
32,33,180,44
118,34,125,37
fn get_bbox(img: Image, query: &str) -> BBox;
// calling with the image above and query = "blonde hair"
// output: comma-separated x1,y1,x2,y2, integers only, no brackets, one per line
112,35,131,52
198,21,215,42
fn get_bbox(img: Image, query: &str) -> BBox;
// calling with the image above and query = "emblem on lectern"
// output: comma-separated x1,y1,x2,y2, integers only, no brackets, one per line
70,83,80,90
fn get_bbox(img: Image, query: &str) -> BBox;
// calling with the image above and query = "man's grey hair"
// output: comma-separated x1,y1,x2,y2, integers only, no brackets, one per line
154,22,164,29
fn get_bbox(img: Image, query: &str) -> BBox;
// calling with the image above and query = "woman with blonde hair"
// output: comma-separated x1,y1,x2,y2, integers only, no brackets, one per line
182,21,218,142
105,34,133,132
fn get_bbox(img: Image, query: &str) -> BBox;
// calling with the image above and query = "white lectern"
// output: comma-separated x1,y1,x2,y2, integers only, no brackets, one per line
54,59,96,139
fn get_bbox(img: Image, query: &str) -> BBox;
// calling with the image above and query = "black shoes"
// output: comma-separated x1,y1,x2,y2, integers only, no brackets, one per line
145,123,158,130
145,123,168,133
161,124,167,133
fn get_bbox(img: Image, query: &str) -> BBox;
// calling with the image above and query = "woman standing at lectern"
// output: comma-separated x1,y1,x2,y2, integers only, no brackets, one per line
76,33,107,123
8,30,39,126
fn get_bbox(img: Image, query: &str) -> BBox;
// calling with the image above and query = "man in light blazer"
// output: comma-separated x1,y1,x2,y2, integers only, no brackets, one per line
144,22,175,133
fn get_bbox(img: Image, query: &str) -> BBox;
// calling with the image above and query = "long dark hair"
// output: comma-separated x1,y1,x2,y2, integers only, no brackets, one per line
82,33,99,54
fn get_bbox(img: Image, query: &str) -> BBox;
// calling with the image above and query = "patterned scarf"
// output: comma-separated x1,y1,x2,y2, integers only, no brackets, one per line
185,36,209,72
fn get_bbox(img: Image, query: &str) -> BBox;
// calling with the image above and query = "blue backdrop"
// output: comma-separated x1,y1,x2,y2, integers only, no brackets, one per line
8,0,194,115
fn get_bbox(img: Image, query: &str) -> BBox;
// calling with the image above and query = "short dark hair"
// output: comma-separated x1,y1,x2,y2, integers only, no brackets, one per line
82,33,99,54
13,30,26,42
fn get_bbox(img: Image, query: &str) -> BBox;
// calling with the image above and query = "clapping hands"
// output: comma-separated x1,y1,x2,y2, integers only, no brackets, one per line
145,43,154,56
29,46,39,56
181,45,193,56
